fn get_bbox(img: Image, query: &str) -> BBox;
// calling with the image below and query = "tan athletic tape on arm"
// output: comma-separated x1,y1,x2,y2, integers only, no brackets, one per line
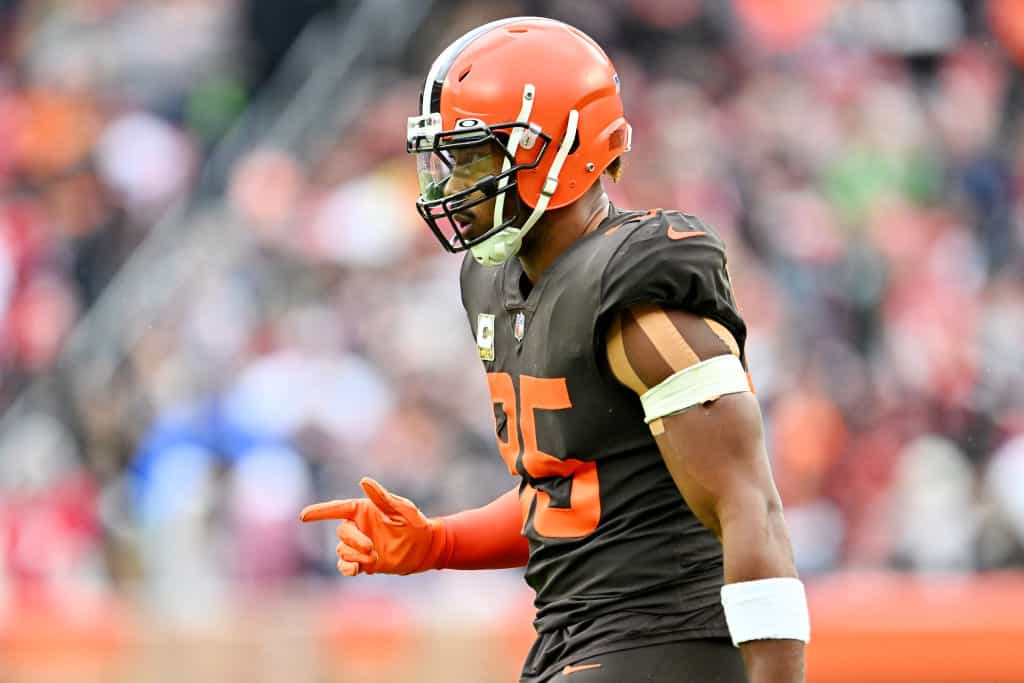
630,304,701,371
704,319,740,357
608,306,748,428
607,313,649,395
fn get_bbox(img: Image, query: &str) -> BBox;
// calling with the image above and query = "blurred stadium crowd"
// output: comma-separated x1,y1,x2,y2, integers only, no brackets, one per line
2,0,1024,623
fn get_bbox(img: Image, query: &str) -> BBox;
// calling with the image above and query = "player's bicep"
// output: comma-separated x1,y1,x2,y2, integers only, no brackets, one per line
608,305,740,384
652,392,775,538
606,304,762,533
606,305,744,429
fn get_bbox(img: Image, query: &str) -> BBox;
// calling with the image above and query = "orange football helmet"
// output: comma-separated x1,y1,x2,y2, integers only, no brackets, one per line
407,17,631,265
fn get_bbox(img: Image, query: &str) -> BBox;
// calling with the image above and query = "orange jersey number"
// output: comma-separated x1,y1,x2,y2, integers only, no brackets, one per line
486,372,601,539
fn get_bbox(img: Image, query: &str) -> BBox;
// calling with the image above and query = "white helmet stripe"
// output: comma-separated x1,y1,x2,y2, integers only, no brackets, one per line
420,16,543,116
493,83,535,231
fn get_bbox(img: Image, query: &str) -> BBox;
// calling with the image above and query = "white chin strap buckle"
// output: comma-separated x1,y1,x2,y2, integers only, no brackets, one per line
471,228,521,267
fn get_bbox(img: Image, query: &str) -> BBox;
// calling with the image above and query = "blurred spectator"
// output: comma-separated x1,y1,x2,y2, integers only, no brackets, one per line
891,435,979,571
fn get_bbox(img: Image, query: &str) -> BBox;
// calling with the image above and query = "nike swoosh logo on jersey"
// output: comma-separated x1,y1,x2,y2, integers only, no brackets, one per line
562,662,602,675
667,227,706,240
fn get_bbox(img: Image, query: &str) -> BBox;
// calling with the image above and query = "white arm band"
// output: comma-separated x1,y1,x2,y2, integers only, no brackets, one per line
720,577,811,646
639,354,750,424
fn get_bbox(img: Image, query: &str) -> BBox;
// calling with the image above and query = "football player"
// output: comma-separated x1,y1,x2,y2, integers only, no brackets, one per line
301,17,808,683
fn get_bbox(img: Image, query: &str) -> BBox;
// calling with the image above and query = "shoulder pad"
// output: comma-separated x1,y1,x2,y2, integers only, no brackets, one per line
600,210,746,356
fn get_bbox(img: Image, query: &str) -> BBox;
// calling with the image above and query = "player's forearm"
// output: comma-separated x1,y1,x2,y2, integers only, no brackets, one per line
436,488,529,570
739,639,805,683
721,504,805,683
719,494,796,583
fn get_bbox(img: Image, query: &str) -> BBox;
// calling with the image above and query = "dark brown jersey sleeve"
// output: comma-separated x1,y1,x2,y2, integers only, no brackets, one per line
598,210,747,365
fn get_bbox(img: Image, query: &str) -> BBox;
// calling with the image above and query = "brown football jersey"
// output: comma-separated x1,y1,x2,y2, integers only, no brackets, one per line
459,206,747,677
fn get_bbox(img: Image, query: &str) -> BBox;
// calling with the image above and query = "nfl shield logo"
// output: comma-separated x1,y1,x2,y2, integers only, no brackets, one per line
513,312,526,342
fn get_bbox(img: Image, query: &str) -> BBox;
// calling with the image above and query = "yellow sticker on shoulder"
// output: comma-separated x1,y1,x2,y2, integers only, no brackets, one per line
477,313,495,361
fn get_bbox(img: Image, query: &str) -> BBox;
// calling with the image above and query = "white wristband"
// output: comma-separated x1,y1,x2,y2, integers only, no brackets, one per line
720,577,811,646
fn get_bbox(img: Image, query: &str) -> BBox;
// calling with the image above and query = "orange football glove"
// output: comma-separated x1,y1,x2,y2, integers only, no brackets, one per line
299,477,447,576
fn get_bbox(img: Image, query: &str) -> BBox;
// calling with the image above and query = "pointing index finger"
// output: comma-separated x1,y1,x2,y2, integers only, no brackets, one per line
299,499,361,522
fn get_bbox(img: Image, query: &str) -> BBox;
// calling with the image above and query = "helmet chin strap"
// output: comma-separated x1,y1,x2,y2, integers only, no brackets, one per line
472,100,580,267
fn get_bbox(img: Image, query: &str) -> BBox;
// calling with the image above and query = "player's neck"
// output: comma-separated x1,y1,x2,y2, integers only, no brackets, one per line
518,187,610,285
